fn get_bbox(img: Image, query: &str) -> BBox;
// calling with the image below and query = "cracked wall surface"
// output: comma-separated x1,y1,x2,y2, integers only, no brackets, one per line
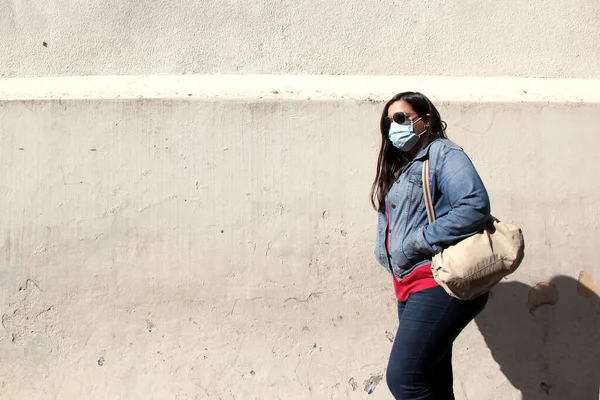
1,76,600,399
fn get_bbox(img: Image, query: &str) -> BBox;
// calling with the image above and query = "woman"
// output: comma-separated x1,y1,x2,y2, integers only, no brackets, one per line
372,92,490,399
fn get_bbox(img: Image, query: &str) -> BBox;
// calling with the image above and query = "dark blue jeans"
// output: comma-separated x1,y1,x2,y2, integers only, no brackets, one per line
386,286,489,399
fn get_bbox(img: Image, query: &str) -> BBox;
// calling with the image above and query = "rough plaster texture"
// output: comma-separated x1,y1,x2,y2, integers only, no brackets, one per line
1,0,600,78
1,76,600,399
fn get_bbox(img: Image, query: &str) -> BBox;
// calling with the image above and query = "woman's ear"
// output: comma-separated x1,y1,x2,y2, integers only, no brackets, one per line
424,113,432,127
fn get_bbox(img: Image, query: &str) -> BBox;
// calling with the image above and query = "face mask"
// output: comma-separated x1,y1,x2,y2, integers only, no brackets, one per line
388,118,425,151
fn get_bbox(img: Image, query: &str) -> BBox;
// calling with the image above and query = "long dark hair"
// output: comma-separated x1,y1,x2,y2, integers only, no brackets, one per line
370,92,448,211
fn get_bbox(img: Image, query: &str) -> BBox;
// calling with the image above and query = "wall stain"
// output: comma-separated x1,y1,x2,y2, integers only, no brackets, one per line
577,271,597,299
146,319,155,332
2,279,56,346
363,374,383,394
385,330,395,343
284,292,322,304
540,381,552,395
348,377,357,391
528,282,559,314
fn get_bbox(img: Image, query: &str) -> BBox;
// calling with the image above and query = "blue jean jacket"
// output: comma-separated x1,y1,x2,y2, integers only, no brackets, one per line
375,139,491,280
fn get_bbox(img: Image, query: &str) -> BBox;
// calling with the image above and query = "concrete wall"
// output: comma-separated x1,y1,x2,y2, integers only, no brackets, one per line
1,76,600,399
3,0,600,398
1,0,600,78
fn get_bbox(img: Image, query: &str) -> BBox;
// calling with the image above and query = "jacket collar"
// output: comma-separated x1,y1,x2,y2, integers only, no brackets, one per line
413,139,438,161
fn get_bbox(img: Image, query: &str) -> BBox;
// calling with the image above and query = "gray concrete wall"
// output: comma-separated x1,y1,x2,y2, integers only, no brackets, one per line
1,76,600,399
1,0,600,78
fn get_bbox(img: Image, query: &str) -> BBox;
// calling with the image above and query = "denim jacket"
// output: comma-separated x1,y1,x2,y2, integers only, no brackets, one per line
374,139,491,280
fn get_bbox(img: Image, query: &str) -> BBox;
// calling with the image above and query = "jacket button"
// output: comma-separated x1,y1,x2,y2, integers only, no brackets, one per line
391,204,397,209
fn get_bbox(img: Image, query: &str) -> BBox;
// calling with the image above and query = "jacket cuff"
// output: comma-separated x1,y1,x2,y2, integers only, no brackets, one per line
415,225,441,255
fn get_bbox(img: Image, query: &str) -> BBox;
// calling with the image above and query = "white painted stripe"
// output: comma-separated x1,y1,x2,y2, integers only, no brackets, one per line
1,75,600,103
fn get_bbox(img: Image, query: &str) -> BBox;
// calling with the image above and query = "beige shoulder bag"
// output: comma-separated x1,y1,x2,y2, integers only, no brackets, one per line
422,159,525,300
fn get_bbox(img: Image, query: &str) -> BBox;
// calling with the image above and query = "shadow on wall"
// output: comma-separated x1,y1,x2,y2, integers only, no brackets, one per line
475,274,600,400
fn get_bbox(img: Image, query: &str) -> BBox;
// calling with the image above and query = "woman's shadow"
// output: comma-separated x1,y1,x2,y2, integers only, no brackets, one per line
475,275,600,399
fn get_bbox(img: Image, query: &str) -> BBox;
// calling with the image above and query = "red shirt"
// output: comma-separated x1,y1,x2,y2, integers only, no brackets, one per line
387,205,439,302
393,264,439,302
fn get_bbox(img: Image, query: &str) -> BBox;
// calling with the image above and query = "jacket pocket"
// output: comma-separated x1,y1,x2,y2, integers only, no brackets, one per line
402,173,428,262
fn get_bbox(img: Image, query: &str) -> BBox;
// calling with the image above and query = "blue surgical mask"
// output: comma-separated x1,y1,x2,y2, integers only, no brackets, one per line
388,118,425,151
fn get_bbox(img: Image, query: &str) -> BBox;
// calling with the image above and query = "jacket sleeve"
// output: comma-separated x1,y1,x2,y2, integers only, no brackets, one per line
407,148,490,256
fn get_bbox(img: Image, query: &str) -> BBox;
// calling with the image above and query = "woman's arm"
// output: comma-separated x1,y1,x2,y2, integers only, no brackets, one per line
407,148,490,257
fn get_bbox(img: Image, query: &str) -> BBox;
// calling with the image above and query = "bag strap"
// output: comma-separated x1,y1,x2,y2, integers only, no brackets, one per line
422,159,436,224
